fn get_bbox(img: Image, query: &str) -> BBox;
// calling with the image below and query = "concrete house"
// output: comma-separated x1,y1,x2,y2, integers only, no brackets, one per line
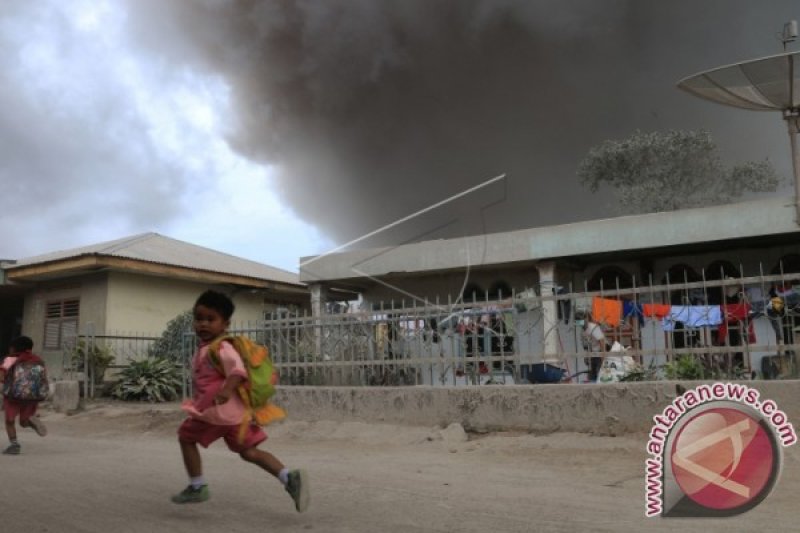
0,233,308,375
300,196,799,306
298,196,800,381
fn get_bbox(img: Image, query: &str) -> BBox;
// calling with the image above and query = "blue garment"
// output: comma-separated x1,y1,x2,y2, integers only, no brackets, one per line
662,306,688,331
661,305,723,331
689,305,723,326
622,301,645,327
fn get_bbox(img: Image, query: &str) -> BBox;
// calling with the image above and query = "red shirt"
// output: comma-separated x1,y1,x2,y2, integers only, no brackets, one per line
717,303,756,344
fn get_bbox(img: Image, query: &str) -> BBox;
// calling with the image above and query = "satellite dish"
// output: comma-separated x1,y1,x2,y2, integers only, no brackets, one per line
678,49,800,224
677,50,799,111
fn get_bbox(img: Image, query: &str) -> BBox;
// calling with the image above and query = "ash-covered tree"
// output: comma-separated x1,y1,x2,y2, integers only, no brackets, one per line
147,310,193,363
577,130,783,214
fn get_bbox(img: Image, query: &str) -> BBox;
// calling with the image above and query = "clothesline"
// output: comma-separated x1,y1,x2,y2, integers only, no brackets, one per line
589,294,800,345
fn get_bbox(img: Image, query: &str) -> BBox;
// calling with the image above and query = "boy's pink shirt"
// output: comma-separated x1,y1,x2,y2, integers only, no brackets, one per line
181,340,248,426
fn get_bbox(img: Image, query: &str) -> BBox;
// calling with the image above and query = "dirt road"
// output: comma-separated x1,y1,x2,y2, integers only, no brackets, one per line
1,401,798,532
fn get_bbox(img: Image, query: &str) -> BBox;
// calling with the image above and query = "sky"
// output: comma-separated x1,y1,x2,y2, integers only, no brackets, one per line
2,1,799,273
0,0,332,272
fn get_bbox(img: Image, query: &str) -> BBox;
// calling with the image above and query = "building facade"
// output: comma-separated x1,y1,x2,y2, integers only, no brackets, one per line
0,233,309,376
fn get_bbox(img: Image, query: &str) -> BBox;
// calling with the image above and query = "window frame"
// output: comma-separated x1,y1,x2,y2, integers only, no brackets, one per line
43,298,80,350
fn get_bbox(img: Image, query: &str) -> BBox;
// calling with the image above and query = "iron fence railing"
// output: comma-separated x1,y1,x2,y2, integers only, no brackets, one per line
172,270,800,387
63,269,800,392
62,331,160,398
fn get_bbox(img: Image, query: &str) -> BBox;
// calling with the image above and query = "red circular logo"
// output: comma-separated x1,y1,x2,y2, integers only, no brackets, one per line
670,407,775,511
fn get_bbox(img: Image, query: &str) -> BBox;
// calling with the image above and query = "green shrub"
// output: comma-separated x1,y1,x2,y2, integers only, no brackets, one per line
71,340,115,369
111,357,182,402
148,310,194,362
71,340,116,383
619,360,660,382
663,354,705,380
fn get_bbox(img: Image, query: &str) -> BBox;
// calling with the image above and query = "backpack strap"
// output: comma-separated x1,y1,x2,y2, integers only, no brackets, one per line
207,335,251,402
206,336,232,376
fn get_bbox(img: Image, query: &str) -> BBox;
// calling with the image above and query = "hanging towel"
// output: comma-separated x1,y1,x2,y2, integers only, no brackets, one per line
592,297,622,327
642,303,671,320
622,301,645,327
661,306,689,332
662,305,723,331
687,305,723,327
717,302,756,345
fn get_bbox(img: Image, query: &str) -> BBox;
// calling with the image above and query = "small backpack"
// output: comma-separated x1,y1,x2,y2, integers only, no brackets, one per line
208,335,286,441
3,360,50,402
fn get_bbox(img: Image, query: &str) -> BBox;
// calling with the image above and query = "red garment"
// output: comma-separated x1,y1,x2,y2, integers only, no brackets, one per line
3,400,37,423
177,417,266,453
4,350,45,369
717,303,756,345
642,304,671,319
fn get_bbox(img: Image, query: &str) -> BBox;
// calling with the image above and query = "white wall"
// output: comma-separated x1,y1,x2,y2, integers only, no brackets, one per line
106,272,203,333
105,271,268,333
19,271,274,377
22,273,108,373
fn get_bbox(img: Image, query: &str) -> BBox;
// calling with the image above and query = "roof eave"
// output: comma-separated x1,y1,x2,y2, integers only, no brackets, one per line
6,254,307,292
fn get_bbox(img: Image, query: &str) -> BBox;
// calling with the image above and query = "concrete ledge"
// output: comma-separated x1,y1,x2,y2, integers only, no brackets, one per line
52,380,81,413
274,381,800,435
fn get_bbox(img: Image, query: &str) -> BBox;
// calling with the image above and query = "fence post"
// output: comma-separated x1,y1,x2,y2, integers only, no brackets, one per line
85,323,95,399
181,330,194,399
538,261,560,363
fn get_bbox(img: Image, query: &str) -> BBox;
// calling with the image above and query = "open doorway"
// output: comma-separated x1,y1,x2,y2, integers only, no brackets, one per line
0,290,24,358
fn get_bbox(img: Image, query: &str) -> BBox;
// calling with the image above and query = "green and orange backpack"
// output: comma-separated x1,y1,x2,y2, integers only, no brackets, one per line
208,335,286,442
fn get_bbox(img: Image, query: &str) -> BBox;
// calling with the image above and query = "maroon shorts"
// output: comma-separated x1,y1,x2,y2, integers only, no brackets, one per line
4,399,38,423
178,417,267,453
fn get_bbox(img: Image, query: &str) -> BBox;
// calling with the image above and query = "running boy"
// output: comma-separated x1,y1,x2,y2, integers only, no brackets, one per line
2,336,48,455
172,290,309,512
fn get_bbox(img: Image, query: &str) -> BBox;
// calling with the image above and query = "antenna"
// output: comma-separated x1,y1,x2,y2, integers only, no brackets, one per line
782,20,798,50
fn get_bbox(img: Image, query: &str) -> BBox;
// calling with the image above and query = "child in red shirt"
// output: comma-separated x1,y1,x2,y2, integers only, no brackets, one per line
172,290,309,512
2,336,48,455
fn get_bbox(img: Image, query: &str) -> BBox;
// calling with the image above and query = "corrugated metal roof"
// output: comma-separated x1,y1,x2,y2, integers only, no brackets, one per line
300,196,800,282
10,233,302,286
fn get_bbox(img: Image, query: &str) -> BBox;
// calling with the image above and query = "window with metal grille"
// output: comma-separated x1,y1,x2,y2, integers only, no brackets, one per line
44,299,80,350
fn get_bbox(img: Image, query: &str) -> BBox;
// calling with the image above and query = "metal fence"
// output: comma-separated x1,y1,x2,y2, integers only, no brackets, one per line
62,331,161,398
176,269,800,387
62,269,800,392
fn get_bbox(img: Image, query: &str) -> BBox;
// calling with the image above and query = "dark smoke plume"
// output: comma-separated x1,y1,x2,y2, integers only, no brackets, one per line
124,0,796,247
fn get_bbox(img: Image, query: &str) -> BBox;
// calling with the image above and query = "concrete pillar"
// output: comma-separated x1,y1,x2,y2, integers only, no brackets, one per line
310,283,327,318
536,261,560,361
309,283,327,369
